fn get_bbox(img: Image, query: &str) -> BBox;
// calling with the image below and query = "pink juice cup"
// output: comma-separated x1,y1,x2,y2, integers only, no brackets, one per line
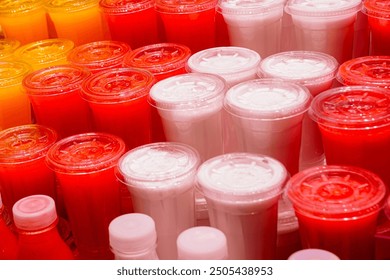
286,165,387,259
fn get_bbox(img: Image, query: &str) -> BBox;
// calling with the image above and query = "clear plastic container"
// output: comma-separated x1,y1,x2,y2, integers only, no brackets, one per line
0,38,21,60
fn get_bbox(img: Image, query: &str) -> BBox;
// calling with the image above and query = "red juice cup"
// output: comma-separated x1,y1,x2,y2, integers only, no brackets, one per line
67,40,131,74
22,65,93,139
0,39,21,61
286,165,387,259
81,68,155,151
99,0,161,49
46,132,126,260
363,0,390,55
155,0,218,53
309,86,390,189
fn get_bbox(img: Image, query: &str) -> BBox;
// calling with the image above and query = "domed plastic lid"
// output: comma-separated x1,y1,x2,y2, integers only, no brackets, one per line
0,124,58,164
288,249,340,260
258,51,338,86
177,226,228,260
0,61,31,87
285,0,362,17
46,132,125,174
309,86,390,129
109,213,157,254
45,0,98,12
67,41,131,73
224,78,312,120
336,56,390,88
81,67,155,103
23,64,91,95
0,39,20,60
99,0,155,13
13,195,57,231
278,192,299,234
124,43,191,74
217,0,285,15
155,0,218,13
197,153,287,203
0,0,43,14
286,165,387,219
363,0,390,19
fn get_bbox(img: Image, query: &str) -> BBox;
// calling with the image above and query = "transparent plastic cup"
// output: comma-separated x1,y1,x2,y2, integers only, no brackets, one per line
288,249,340,260
217,0,285,58
116,142,200,260
287,165,387,259
0,39,20,61
196,153,288,260
186,46,261,87
223,78,312,175
285,0,362,63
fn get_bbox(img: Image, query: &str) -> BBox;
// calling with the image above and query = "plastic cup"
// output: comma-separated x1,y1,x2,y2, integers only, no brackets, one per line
67,40,131,74
0,0,49,45
0,39,20,61
14,39,74,71
352,8,370,58
281,0,297,51
99,0,161,49
196,153,288,260
155,0,218,53
285,0,362,64
22,65,92,139
363,0,390,55
309,86,390,189
288,249,340,260
116,142,200,260
336,55,390,89
81,67,155,150
46,132,126,260
217,0,285,58
186,46,261,87
223,78,312,175
287,165,387,259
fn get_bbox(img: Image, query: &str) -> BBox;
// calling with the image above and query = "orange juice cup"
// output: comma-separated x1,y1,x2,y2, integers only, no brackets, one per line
0,39,20,61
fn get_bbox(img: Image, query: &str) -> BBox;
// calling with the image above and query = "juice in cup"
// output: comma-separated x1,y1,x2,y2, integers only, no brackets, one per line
217,0,285,58
186,46,261,87
196,153,288,260
81,67,155,151
155,0,218,53
0,61,32,130
286,165,387,259
67,40,131,74
0,0,49,45
363,0,390,55
0,39,20,61
309,86,390,189
223,78,312,176
336,55,390,89
14,38,74,71
44,0,110,46
285,0,362,64
22,65,92,139
99,0,161,49
116,142,200,259
46,132,125,260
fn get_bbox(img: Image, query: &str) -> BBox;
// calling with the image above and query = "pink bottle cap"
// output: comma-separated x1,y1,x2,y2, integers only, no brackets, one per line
217,0,285,15
46,132,125,174
288,249,340,260
286,165,387,219
0,124,58,164
155,0,218,13
336,56,390,88
67,41,131,73
12,195,57,231
362,0,390,19
123,43,191,75
109,213,157,254
177,226,228,259
309,86,390,129
0,39,20,60
0,60,31,87
81,67,155,103
285,0,362,17
99,0,155,13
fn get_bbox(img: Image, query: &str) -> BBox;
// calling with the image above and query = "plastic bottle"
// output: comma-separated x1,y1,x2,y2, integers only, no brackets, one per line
0,193,18,260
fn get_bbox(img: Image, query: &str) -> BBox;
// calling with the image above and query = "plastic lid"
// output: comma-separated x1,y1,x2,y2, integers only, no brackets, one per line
197,153,288,203
155,0,218,13
278,191,299,234
309,86,390,129
177,226,228,260
0,61,31,87
217,0,285,15
286,165,387,219
109,213,157,254
285,0,362,17
12,195,57,231
363,0,390,19
124,43,191,75
67,41,131,73
23,64,91,95
81,67,155,103
224,78,312,120
0,39,20,59
336,56,390,88
385,195,390,220
0,124,58,164
258,51,338,86
0,0,44,14
46,132,125,174
45,0,98,12
99,0,155,14
288,249,340,260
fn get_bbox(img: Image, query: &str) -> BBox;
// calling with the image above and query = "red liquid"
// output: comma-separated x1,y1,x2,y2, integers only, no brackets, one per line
367,17,390,55
0,206,18,260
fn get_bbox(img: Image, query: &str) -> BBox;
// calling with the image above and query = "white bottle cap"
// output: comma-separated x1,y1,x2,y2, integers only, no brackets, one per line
177,226,228,260
288,248,340,260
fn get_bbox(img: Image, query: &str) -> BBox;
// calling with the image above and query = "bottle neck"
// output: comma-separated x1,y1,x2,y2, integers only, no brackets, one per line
112,245,159,260
16,218,59,238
